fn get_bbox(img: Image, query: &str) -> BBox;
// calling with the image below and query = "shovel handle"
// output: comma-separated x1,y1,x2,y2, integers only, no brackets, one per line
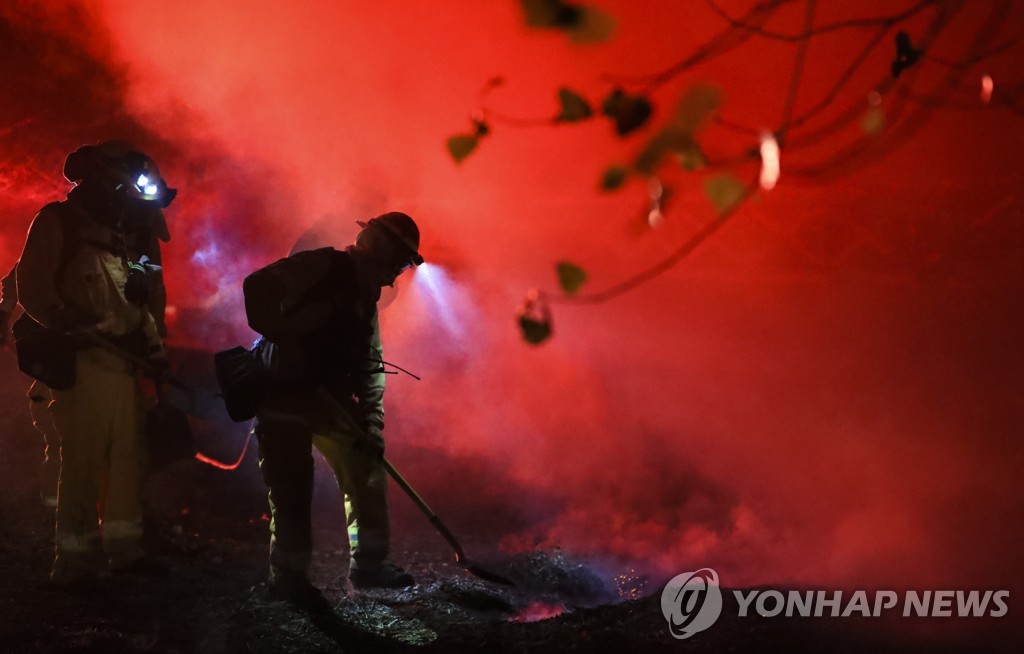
315,387,472,565
381,458,467,563
75,329,189,391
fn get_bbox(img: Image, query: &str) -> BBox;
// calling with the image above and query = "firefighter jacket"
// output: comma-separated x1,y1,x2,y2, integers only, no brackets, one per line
0,262,15,313
17,194,165,360
256,247,386,432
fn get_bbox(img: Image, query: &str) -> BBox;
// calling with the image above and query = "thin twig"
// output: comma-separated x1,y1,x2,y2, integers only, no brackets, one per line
788,0,1014,182
787,25,890,131
778,0,817,140
712,115,762,136
649,1,789,91
481,109,552,128
712,24,890,138
545,178,759,305
703,0,943,42
600,0,798,90
995,90,1024,116
782,0,956,153
921,33,1023,68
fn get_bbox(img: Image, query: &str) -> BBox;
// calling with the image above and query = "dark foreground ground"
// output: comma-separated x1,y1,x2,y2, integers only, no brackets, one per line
0,349,1019,653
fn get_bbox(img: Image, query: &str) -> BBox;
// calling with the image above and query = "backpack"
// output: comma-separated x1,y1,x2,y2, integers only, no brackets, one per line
218,248,356,422
242,247,338,340
243,247,376,378
12,203,83,390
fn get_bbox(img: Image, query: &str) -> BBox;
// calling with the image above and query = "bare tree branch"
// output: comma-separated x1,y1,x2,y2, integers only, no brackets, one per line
778,0,817,140
545,177,760,305
703,0,944,42
600,0,799,90
921,32,1023,68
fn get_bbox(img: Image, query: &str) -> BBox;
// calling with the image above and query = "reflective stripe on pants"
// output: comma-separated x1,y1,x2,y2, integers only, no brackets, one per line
256,394,391,580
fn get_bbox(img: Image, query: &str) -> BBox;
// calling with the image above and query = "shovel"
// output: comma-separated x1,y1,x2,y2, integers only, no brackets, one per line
315,387,514,586
381,457,514,586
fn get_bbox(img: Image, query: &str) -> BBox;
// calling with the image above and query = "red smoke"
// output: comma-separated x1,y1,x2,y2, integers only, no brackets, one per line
1,1,1022,594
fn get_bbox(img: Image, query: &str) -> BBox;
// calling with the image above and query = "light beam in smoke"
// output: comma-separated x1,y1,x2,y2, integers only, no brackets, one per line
413,263,466,339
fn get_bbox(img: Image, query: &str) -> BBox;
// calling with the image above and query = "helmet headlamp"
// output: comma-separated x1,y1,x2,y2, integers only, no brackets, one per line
356,214,424,273
135,173,163,199
63,141,177,208
394,251,424,275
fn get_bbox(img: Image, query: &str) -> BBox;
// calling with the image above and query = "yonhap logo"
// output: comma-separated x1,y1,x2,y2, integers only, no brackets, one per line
660,568,723,639
658,566,1009,640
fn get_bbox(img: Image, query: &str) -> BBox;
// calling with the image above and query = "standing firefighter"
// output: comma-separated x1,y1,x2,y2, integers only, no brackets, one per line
2,212,168,514
16,141,175,584
241,212,423,605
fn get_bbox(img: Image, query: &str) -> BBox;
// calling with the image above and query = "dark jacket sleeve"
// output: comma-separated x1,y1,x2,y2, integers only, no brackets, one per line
16,209,66,328
356,311,386,431
0,262,18,313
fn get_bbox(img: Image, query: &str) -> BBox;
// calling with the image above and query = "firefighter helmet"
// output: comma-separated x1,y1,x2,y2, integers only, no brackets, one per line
63,140,177,208
356,212,424,269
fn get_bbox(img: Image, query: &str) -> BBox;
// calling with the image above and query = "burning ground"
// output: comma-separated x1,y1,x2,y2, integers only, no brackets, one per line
0,352,1018,653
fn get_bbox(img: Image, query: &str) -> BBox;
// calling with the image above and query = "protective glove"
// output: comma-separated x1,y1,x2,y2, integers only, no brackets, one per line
123,256,149,304
359,423,385,462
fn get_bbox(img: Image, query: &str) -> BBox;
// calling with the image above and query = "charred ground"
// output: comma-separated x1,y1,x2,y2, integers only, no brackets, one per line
0,349,1017,653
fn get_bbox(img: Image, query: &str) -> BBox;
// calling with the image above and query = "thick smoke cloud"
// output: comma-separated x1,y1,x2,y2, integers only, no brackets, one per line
1,0,1021,595
0,4,136,261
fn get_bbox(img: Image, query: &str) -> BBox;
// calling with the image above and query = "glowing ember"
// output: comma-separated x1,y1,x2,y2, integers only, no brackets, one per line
981,74,994,103
759,131,780,191
614,569,649,600
511,601,569,623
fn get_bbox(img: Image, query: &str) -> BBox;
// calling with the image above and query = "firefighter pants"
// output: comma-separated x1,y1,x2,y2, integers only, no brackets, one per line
49,349,144,583
256,400,390,583
28,380,60,509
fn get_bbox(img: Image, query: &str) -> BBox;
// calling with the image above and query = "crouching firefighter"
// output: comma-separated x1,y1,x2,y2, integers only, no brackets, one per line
15,141,175,584
220,212,423,605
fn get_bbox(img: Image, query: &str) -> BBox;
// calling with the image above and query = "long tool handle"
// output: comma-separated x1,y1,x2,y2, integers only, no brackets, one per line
314,387,469,563
75,329,189,391
380,458,467,563
315,386,514,585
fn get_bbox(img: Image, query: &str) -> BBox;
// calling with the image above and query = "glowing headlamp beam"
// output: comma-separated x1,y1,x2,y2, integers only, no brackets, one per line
414,263,466,339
